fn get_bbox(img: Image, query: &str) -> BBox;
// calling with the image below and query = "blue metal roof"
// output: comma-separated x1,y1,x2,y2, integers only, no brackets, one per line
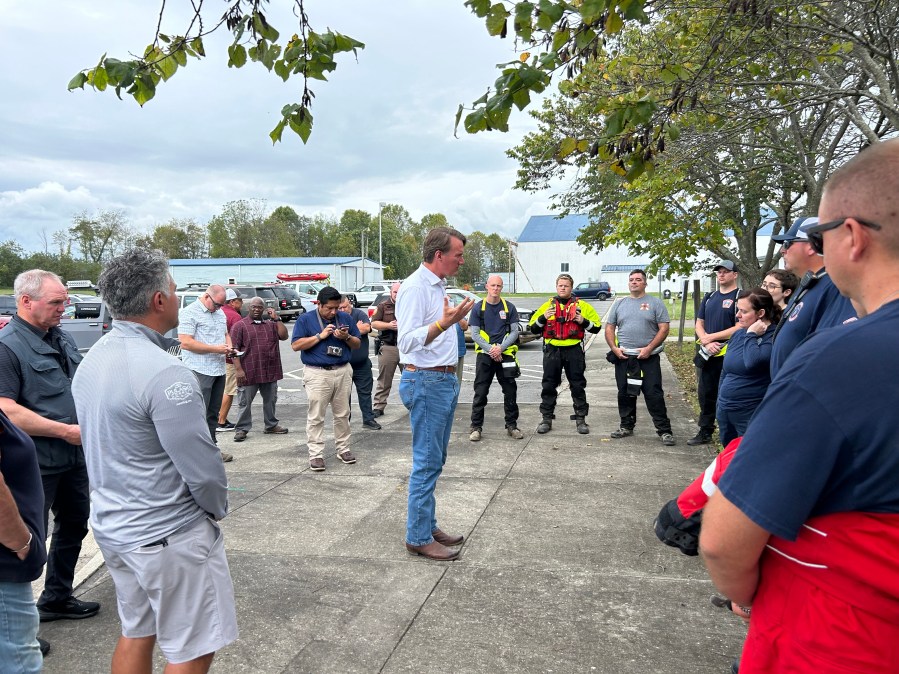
517,214,592,242
169,257,363,266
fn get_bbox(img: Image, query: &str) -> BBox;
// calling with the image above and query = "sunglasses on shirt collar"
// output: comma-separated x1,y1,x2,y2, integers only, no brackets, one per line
803,217,882,255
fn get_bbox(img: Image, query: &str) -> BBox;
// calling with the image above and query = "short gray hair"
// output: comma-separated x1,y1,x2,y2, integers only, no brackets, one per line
98,248,172,319
14,270,64,302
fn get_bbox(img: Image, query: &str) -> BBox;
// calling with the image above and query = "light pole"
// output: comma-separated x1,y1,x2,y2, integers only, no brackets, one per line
378,201,386,270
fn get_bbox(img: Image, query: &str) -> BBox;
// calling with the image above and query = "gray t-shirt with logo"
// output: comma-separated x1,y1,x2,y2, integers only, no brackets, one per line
606,295,670,353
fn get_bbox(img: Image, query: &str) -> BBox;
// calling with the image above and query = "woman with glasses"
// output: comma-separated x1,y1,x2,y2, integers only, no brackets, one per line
760,269,799,309
715,288,781,446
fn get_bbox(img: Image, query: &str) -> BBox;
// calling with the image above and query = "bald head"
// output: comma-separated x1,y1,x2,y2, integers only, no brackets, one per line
822,138,899,254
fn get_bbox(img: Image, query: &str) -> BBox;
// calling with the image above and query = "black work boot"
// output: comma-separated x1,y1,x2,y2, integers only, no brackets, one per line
536,418,552,434
574,416,589,434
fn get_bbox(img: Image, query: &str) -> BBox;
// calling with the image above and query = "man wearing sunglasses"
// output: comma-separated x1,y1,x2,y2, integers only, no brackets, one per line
701,138,899,672
178,284,235,462
769,217,855,377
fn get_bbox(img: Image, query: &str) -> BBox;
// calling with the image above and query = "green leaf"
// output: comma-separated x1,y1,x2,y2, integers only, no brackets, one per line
512,87,531,110
228,43,247,68
514,2,534,41
454,103,464,134
625,158,646,181
131,75,156,106
538,0,565,22
104,58,135,87
288,108,313,143
575,28,597,50
92,66,109,91
466,0,492,18
667,122,681,141
253,12,280,42
605,108,626,137
605,10,623,34
486,3,510,36
464,108,489,133
580,0,606,24
558,136,578,158
172,48,187,67
270,119,287,144
274,59,290,82
552,28,570,52
67,72,88,91
158,54,178,81
190,37,205,57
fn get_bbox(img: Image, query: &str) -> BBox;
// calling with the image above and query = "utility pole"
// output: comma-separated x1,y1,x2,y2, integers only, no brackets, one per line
378,202,387,268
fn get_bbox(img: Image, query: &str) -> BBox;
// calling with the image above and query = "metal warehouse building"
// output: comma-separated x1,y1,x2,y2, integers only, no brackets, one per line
168,256,384,289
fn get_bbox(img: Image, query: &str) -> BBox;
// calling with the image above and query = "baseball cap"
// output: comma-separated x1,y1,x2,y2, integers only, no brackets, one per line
712,260,736,272
772,216,818,243
225,288,241,301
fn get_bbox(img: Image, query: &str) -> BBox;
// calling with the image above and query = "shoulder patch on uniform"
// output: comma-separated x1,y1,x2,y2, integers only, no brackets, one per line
722,299,734,309
164,381,195,405
788,301,804,322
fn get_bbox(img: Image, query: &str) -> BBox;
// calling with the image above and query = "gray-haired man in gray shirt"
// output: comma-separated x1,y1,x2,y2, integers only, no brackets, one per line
72,248,237,672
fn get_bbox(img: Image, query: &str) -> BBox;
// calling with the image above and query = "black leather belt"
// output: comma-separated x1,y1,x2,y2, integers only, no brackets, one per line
305,363,348,371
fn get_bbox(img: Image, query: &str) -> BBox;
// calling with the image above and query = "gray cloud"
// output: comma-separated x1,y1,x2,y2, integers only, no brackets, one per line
0,1,554,252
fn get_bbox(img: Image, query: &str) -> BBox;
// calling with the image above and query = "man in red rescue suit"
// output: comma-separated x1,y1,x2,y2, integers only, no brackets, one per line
528,274,601,435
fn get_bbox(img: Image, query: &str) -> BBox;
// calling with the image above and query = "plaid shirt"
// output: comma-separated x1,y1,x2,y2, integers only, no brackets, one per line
230,317,283,385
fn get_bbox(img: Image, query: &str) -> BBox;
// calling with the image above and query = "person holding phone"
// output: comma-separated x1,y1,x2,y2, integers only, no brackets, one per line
291,287,361,471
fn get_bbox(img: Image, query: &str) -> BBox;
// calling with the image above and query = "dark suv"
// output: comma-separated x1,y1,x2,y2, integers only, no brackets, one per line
571,281,614,301
225,285,279,316
267,286,304,322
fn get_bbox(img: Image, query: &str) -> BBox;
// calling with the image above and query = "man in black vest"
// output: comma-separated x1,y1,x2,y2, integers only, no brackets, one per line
0,270,100,622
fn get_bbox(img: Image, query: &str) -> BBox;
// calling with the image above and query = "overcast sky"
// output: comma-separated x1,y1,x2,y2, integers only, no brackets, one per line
0,1,561,254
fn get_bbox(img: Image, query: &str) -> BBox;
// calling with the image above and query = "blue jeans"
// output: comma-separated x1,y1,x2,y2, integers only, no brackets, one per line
0,581,41,673
400,369,460,546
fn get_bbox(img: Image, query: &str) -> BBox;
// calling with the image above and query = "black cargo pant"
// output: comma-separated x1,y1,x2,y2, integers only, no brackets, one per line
696,355,725,434
613,354,672,435
470,352,519,430
539,343,588,420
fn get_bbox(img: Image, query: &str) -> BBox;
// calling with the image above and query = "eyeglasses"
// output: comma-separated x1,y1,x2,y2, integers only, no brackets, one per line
206,294,224,310
804,217,882,255
760,282,782,291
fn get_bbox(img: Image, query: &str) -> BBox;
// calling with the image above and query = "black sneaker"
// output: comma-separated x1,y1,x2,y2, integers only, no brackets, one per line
610,427,633,438
38,597,100,622
372,409,384,418
687,432,713,446
38,637,50,657
216,421,236,431
536,420,552,434
363,419,382,430
660,433,676,446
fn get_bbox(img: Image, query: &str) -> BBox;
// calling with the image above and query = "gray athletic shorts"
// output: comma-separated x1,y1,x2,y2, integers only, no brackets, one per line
103,518,239,664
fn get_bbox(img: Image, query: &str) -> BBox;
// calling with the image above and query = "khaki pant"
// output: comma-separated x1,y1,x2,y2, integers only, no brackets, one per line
304,364,352,459
373,345,401,411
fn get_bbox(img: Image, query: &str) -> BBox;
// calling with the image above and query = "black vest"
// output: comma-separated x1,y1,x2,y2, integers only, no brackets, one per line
0,319,83,472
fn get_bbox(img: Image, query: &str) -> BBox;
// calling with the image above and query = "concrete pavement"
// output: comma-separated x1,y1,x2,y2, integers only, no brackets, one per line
40,336,745,672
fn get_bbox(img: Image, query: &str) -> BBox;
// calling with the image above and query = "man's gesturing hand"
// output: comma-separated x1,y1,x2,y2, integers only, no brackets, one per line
442,296,475,327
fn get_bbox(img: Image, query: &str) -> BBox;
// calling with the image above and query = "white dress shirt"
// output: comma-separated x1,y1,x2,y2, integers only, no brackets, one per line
397,264,457,367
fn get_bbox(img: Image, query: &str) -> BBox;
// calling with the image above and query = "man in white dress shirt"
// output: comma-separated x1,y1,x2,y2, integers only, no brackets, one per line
397,228,475,561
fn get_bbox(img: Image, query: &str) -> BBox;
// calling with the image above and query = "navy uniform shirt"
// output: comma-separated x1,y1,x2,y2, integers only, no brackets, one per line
697,288,739,334
770,272,855,378
291,309,360,367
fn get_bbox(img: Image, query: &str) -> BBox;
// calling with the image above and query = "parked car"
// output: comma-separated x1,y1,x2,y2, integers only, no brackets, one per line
275,281,357,307
0,295,16,316
353,282,392,307
267,285,304,322
297,291,319,314
571,281,614,301
59,300,115,352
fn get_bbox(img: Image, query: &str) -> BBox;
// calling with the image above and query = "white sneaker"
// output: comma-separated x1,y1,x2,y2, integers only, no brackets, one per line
469,429,481,442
